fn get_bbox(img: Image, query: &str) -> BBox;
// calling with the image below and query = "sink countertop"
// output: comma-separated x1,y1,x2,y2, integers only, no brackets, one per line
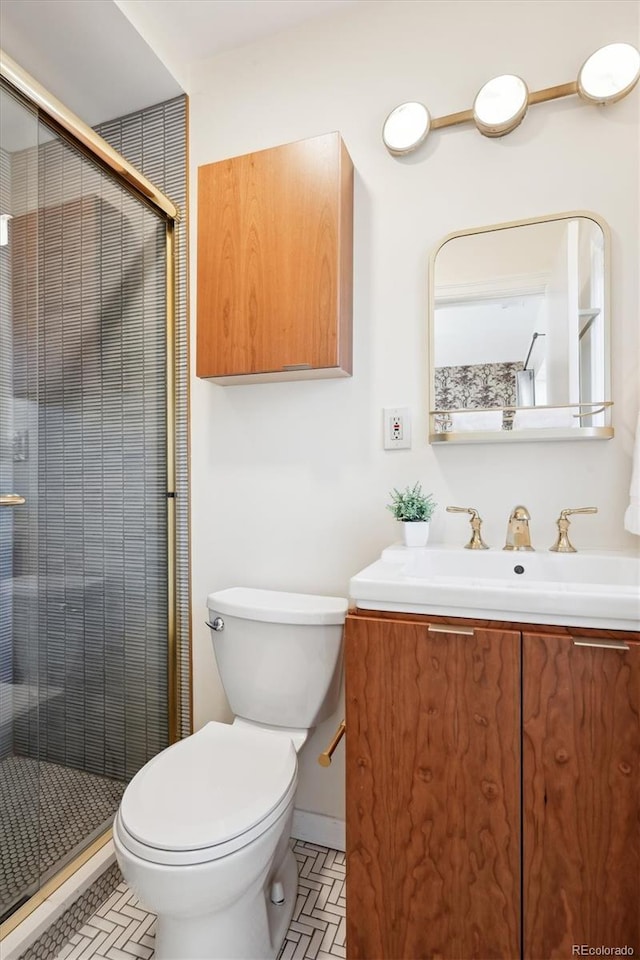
349,543,640,631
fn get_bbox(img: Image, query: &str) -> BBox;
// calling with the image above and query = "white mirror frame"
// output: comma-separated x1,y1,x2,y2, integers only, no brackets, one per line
428,210,613,445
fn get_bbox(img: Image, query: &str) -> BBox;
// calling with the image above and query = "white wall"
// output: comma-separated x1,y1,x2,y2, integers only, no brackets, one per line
188,0,639,821
435,219,565,286
435,299,541,366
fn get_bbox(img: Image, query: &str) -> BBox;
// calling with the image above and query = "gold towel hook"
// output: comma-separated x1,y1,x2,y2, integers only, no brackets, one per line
317,720,346,767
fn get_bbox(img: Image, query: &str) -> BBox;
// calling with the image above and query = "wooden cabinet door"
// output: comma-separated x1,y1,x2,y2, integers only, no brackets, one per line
345,615,521,960
523,633,640,959
197,131,353,382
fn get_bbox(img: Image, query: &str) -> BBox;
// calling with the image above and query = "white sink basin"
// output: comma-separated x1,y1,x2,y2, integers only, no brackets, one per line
349,544,640,631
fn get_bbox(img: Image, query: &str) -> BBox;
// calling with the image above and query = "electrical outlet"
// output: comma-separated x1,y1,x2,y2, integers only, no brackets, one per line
383,407,411,449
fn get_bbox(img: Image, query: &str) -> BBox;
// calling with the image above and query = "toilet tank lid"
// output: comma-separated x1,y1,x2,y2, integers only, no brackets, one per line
207,587,348,625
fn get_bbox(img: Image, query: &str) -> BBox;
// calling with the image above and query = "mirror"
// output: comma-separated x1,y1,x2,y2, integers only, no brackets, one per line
428,212,613,444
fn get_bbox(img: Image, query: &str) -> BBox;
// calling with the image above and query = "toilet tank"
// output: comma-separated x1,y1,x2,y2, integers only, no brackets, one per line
206,587,347,729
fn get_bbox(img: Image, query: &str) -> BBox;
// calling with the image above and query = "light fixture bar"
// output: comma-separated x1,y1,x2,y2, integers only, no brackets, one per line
527,80,578,105
431,80,578,132
431,108,474,130
383,41,639,154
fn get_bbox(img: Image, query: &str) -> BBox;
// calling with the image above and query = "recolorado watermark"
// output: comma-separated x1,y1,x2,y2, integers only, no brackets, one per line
572,948,635,957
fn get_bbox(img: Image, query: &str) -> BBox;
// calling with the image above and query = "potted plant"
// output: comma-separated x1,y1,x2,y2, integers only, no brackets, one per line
387,482,437,547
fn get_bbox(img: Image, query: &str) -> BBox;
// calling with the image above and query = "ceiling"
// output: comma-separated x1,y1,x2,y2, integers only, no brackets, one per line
0,0,363,140
114,0,363,91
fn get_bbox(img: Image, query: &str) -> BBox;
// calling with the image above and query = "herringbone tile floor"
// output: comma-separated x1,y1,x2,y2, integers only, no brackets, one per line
52,841,345,960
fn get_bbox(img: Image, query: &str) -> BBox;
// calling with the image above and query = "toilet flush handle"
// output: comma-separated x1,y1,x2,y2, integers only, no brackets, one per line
206,617,225,632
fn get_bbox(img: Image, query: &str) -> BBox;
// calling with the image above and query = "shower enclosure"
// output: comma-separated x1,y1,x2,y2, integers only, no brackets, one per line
0,67,178,925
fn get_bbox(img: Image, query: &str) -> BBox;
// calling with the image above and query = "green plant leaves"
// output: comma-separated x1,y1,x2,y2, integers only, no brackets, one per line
386,482,437,522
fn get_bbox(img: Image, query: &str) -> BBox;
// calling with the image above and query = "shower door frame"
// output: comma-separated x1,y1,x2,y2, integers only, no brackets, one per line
0,50,182,938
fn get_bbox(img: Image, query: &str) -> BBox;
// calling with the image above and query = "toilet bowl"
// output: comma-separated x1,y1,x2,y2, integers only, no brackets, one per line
114,720,299,959
114,587,346,960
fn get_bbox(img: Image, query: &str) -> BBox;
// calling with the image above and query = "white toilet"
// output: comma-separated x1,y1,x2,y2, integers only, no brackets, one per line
113,586,347,960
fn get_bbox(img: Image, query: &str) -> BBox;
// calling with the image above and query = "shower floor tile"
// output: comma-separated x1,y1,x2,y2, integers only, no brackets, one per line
43,840,346,960
0,755,125,919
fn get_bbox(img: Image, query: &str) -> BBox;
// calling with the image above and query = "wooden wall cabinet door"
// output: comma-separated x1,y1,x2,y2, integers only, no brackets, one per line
345,614,521,960
197,132,353,384
523,633,640,959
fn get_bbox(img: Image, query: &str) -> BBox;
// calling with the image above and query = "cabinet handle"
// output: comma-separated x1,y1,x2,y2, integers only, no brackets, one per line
428,624,475,636
282,363,312,371
572,638,630,651
317,720,346,767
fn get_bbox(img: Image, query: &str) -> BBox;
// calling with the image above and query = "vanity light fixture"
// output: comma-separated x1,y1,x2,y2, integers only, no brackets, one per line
382,41,640,154
577,42,640,104
472,74,529,137
382,101,431,155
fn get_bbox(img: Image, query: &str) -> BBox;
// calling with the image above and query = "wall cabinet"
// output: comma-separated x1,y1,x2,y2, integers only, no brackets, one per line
197,132,353,384
345,611,640,960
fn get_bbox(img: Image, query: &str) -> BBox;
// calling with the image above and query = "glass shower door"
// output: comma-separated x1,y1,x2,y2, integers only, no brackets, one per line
0,77,169,924
0,83,41,922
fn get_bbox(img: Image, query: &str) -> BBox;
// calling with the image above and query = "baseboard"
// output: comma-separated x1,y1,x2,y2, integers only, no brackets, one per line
291,808,345,852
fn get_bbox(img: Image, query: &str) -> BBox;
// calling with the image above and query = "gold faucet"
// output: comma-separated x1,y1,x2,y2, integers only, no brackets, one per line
503,505,534,551
549,507,598,553
446,506,488,549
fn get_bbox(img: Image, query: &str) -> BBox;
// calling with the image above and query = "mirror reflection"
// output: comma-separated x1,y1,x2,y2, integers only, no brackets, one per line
429,213,613,443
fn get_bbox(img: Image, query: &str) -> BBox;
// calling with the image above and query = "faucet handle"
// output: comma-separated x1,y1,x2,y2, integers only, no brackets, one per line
446,506,489,550
550,507,598,553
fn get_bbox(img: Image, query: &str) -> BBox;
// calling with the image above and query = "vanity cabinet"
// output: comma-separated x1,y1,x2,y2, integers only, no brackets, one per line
523,631,640,958
345,614,521,959
196,132,353,384
345,612,640,960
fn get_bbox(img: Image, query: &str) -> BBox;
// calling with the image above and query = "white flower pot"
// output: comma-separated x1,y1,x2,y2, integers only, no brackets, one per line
401,521,430,547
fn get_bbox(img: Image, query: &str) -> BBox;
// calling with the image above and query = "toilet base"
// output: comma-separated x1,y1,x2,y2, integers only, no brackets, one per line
154,846,298,960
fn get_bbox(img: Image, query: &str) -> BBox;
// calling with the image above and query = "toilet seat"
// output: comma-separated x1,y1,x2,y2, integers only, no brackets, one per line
116,721,297,866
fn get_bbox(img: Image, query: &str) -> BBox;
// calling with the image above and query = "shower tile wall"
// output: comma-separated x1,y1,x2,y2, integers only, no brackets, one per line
0,145,13,759
95,96,190,739
10,132,169,779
